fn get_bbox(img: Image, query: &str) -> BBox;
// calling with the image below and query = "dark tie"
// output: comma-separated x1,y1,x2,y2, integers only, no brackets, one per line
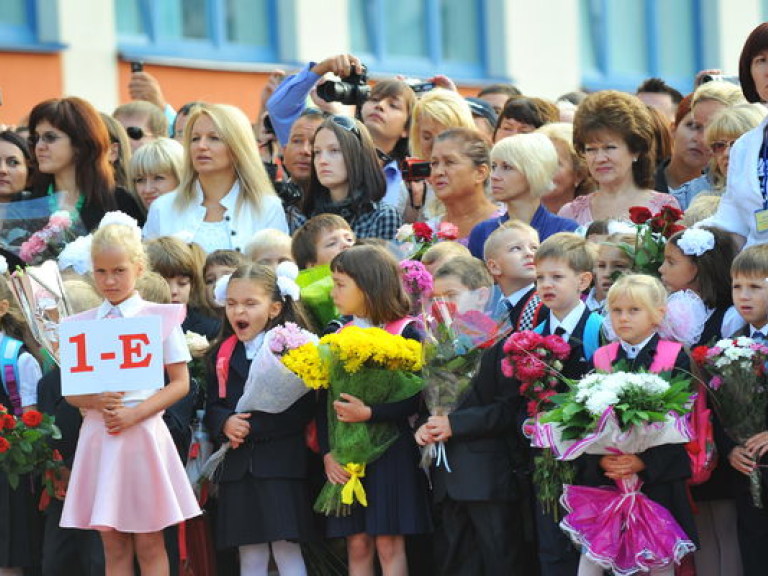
754,331,766,341
554,326,567,338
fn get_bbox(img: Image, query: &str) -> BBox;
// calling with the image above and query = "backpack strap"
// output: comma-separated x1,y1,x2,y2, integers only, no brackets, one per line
215,335,240,399
648,340,683,373
533,320,546,335
384,317,414,336
516,293,543,332
0,337,23,415
582,313,603,361
593,342,620,372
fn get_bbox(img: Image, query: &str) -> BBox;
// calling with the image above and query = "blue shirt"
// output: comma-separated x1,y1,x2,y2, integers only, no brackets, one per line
467,204,579,259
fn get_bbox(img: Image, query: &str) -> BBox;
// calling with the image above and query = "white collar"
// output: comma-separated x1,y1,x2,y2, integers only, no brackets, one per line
505,284,535,308
351,316,376,329
750,325,768,339
194,179,241,211
620,333,656,360
550,301,586,338
96,293,143,319
243,332,265,360
584,287,603,312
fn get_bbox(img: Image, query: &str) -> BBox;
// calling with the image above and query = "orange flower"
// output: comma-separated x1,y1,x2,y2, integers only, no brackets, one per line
0,437,9,453
22,410,43,427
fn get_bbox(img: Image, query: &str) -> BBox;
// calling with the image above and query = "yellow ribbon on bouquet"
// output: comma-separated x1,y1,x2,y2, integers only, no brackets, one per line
341,462,368,506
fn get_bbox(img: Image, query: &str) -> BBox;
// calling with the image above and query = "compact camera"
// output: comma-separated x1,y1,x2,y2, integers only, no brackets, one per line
401,158,431,182
316,65,371,107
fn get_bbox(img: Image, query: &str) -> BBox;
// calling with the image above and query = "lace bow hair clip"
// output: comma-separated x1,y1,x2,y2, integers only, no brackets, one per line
677,228,715,257
214,261,301,308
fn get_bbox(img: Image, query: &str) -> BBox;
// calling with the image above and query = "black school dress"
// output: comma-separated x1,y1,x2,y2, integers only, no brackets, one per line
317,323,432,538
204,340,316,549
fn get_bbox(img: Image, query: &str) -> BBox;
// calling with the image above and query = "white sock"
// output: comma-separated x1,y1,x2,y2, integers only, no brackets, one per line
271,540,307,576
239,543,271,576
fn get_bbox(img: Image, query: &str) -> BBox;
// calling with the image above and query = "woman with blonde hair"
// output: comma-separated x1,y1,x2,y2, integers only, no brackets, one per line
144,103,287,253
468,132,578,257
129,137,184,211
536,122,593,214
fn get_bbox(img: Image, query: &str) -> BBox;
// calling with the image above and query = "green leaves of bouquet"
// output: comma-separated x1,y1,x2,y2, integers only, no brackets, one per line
542,363,692,441
618,206,685,277
0,405,62,489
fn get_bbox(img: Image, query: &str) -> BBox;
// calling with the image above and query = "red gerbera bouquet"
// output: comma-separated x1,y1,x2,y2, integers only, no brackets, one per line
0,404,61,490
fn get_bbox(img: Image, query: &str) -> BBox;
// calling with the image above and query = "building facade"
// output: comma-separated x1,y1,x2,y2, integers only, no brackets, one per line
0,0,766,124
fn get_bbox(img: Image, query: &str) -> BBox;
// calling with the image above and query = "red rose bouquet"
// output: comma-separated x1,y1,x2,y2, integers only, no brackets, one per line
622,205,685,277
394,221,459,261
0,404,62,490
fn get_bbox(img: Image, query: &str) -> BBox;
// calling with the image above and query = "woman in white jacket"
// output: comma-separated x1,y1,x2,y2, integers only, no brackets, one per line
143,103,287,253
700,23,768,249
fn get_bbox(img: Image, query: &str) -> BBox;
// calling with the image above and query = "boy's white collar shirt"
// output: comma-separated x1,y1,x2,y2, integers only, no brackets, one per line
504,283,535,308
549,301,586,341
750,325,768,339
96,292,143,319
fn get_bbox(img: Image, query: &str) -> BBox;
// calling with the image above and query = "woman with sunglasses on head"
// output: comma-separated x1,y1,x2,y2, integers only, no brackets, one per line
295,115,401,240
27,97,145,231
144,103,287,253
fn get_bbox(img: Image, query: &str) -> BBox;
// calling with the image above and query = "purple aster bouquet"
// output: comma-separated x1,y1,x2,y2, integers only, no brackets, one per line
400,260,433,315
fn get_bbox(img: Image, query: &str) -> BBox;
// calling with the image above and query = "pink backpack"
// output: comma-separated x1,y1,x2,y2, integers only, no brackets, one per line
593,340,716,486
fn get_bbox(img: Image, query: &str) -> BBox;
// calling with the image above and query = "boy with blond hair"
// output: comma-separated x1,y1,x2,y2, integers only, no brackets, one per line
484,220,547,331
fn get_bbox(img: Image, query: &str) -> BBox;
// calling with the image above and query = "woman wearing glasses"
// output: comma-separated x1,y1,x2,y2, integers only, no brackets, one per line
143,103,288,253
558,90,680,226
27,97,145,231
297,115,401,240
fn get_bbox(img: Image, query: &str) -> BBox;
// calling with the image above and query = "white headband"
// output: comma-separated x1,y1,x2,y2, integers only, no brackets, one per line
677,228,715,257
213,261,301,307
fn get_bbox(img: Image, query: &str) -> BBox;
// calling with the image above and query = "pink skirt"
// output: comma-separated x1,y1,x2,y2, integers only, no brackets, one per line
60,410,201,533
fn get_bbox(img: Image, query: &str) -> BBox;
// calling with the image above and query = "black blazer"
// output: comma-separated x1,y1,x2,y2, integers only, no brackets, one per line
539,306,599,382
428,339,523,502
204,341,315,482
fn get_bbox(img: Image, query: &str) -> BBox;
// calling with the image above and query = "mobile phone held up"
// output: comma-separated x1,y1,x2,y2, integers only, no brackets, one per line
131,62,144,73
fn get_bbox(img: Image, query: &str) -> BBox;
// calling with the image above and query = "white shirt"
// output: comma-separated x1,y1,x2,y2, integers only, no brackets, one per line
620,334,655,360
143,180,289,253
549,301,587,341
0,331,42,409
97,294,190,405
244,333,265,361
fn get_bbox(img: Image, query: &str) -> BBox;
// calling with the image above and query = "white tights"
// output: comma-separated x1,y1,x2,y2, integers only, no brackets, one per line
239,541,307,576
578,555,673,576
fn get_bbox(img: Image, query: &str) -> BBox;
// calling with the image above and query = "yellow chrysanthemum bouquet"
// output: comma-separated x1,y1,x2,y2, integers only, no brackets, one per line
283,326,423,516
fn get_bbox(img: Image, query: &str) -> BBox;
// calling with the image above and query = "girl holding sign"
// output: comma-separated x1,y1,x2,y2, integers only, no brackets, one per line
60,215,200,576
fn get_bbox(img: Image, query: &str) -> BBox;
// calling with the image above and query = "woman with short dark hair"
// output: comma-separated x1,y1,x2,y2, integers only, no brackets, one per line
558,90,680,226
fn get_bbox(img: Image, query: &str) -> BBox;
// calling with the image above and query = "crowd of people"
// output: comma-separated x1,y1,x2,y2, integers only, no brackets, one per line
2,18,768,576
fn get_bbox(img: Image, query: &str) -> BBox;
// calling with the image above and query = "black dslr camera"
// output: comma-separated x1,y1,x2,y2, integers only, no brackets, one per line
316,65,371,107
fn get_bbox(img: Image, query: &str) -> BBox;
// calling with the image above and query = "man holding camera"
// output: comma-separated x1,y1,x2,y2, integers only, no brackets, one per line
267,53,414,214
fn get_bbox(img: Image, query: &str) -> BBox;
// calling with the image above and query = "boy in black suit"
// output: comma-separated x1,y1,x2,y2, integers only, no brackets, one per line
726,245,768,574
532,232,603,576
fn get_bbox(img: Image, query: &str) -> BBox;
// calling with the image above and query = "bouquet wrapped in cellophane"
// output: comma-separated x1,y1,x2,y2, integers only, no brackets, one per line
283,326,423,516
201,323,318,481
533,366,695,576
419,298,500,471
9,260,71,366
692,336,768,508
501,330,573,519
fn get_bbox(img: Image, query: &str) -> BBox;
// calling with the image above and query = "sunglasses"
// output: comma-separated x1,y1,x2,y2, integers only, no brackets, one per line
126,126,151,141
710,140,736,154
330,115,361,139
28,132,64,146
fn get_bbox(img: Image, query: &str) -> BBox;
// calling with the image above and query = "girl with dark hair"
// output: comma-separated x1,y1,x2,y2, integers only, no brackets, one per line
27,97,144,230
299,116,401,239
559,90,680,226
322,244,431,575
204,263,316,575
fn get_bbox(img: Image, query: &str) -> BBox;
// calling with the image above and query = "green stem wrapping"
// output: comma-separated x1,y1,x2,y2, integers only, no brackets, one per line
533,450,575,522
